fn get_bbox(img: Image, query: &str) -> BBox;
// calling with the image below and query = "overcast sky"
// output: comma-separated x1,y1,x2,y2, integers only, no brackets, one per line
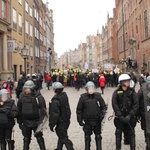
42,0,115,57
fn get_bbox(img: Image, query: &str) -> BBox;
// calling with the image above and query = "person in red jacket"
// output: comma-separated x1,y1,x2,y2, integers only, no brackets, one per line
99,74,106,94
45,73,52,90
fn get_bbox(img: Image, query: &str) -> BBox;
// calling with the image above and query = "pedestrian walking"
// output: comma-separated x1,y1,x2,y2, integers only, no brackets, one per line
0,89,18,150
17,80,47,150
49,82,74,150
112,74,139,150
99,74,106,94
76,81,107,150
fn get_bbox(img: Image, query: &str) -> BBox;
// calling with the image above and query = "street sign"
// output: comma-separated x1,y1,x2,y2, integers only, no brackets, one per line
7,40,16,52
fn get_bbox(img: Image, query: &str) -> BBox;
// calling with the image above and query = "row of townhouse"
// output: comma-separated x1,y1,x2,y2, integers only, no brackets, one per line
59,0,150,72
0,0,54,81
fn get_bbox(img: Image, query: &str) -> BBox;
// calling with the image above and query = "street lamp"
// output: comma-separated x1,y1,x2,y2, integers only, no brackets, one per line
22,46,28,75
47,47,52,71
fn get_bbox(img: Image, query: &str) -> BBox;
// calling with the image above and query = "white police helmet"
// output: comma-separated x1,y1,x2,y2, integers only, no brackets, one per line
118,74,131,83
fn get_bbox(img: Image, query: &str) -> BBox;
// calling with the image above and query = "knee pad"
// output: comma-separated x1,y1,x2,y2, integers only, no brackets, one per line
115,129,122,135
85,135,91,141
24,137,30,142
6,139,11,143
95,135,102,140
36,137,44,142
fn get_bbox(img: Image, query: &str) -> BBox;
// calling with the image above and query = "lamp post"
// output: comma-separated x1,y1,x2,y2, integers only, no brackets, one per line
47,47,52,71
22,46,28,75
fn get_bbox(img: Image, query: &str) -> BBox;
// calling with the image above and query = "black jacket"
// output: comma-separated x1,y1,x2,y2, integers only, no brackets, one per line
76,92,107,123
0,98,18,127
112,86,138,117
17,91,46,127
49,92,71,128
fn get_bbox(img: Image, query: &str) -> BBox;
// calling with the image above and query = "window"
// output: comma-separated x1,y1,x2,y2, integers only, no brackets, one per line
25,1,28,12
144,10,149,38
25,20,28,34
18,14,22,33
2,0,6,18
37,12,39,21
30,46,33,57
34,9,36,18
18,0,22,5
29,7,32,17
13,8,17,30
136,25,138,34
34,27,36,37
30,25,32,37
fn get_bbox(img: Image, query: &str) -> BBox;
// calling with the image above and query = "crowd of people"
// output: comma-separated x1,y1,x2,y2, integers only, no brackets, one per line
0,67,150,150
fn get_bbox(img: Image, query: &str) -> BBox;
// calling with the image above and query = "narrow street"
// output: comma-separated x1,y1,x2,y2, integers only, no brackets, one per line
12,84,146,150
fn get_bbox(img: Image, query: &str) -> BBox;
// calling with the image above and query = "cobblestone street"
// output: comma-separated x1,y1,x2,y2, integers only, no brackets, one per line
12,84,146,150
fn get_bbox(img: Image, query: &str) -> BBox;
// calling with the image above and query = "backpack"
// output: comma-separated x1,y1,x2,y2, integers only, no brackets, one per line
83,94,101,119
21,96,39,120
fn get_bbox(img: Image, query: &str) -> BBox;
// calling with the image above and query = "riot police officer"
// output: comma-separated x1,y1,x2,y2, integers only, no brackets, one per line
138,75,150,150
76,81,107,150
0,89,18,150
17,80,47,150
49,82,74,150
31,74,40,92
112,74,138,150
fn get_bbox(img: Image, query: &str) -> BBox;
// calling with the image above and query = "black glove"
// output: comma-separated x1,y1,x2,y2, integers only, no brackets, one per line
50,126,55,132
0,108,6,113
19,124,24,130
79,121,85,126
100,114,104,120
119,116,125,122
124,115,131,123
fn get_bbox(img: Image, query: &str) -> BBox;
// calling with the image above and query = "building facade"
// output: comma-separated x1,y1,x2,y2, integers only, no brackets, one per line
0,0,12,80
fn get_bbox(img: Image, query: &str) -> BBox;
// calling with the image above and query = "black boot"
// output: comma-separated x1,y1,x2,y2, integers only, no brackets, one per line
23,137,30,150
61,138,74,150
95,135,102,150
85,135,91,150
37,137,46,150
130,135,136,150
55,139,63,150
115,129,122,150
145,132,150,150
0,141,6,150
7,139,15,150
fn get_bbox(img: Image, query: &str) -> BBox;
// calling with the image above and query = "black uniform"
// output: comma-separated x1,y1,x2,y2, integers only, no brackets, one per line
17,91,47,150
31,77,40,92
49,92,74,150
76,92,107,150
15,77,27,99
138,82,150,150
112,86,138,150
0,98,18,150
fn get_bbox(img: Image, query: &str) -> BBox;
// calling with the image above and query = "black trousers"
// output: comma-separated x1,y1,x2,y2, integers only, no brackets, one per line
83,121,102,136
0,127,13,143
55,122,74,150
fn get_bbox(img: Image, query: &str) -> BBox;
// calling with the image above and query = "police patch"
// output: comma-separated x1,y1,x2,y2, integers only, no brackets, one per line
117,91,123,94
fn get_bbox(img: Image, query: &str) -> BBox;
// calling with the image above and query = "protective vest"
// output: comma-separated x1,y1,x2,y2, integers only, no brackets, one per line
0,100,14,126
116,87,134,116
82,93,103,120
52,92,71,122
20,95,39,120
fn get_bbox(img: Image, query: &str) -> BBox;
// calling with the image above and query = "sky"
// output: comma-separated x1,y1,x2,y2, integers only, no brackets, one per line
42,0,115,57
